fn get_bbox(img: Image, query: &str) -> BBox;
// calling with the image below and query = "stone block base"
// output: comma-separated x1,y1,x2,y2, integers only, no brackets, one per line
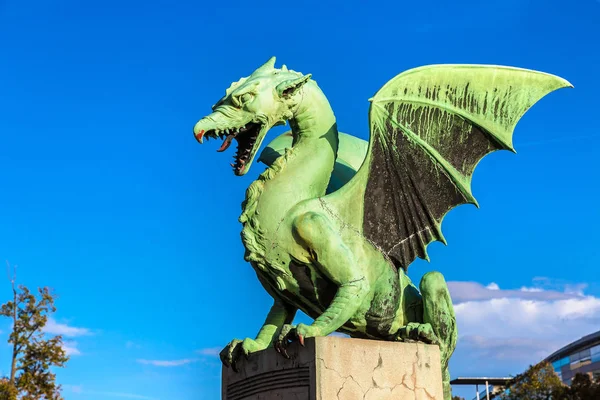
222,336,444,400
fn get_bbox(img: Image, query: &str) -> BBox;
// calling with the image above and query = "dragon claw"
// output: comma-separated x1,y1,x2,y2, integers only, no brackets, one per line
397,322,440,346
275,324,297,359
275,323,317,358
274,338,288,358
220,337,266,371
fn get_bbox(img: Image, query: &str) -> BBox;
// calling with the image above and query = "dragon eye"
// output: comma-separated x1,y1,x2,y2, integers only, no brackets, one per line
240,93,254,104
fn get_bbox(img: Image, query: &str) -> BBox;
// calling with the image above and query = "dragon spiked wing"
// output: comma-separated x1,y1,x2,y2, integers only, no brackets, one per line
323,64,571,271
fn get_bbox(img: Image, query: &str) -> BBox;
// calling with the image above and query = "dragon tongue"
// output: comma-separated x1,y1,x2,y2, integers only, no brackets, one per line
217,133,236,152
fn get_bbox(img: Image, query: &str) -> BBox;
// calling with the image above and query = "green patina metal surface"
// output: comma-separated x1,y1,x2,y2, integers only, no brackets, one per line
192,57,571,399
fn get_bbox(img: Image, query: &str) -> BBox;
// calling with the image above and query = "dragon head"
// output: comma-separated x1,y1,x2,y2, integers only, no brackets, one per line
193,56,312,176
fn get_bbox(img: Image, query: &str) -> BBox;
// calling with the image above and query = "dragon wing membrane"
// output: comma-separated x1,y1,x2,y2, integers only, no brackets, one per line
323,64,571,271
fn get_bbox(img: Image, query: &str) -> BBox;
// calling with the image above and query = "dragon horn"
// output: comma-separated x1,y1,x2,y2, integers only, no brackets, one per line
253,56,276,74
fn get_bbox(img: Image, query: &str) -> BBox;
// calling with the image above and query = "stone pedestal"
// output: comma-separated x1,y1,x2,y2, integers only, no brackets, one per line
222,336,444,400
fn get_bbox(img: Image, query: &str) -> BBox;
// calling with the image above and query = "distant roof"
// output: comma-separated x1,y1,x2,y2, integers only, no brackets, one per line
450,377,512,385
545,330,600,362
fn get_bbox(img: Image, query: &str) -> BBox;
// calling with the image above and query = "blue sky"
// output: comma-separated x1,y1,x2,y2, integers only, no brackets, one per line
0,0,599,398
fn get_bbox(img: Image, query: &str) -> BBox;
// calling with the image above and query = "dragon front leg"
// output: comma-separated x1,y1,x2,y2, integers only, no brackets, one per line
277,212,370,350
221,298,296,371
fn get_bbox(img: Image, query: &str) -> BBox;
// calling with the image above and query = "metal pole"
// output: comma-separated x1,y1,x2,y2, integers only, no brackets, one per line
476,383,480,400
486,380,490,400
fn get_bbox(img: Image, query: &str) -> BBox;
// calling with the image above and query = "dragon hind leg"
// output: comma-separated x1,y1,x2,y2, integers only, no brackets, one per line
394,271,456,400
420,271,457,400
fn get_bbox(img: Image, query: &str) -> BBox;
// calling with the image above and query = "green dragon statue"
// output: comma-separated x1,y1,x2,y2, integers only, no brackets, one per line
192,57,570,399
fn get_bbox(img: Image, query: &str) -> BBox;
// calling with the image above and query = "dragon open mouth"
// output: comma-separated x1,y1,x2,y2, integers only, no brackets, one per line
198,122,263,175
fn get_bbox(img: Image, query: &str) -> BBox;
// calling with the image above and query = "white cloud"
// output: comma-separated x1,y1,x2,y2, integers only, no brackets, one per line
564,283,588,296
448,279,600,376
196,347,221,356
63,384,83,394
459,335,561,363
65,385,156,399
62,340,81,356
136,358,197,367
126,341,141,349
520,286,544,292
91,392,157,399
447,281,582,303
455,296,600,342
44,318,91,337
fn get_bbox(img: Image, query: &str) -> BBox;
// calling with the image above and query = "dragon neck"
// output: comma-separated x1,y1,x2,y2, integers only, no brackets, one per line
240,81,338,230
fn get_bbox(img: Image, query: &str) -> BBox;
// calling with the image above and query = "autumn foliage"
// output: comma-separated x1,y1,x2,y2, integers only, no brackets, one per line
499,361,600,400
0,264,69,399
